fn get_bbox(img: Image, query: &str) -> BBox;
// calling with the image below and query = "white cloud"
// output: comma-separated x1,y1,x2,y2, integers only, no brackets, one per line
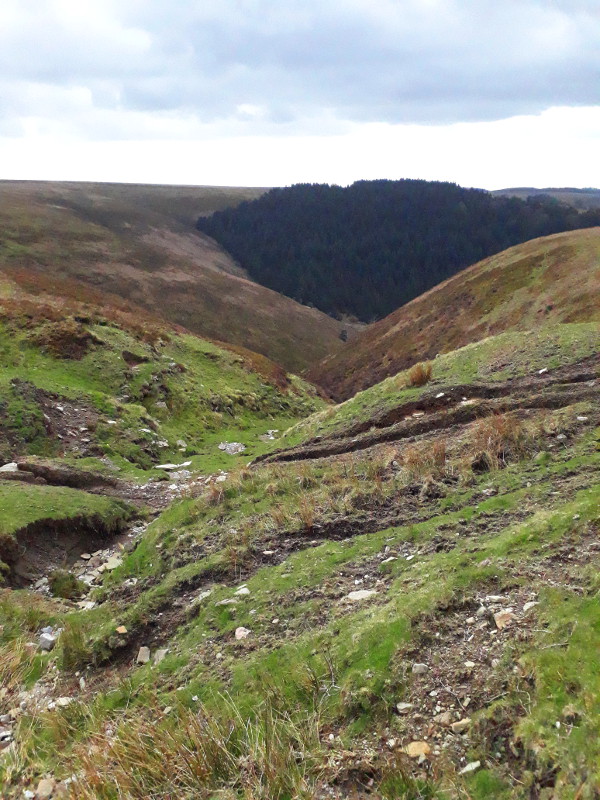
0,1,598,186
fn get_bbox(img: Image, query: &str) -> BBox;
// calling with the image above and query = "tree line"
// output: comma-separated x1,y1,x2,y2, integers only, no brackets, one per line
196,179,600,322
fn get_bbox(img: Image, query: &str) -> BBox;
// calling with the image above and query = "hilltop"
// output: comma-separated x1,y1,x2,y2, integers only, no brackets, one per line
196,179,600,322
309,227,600,400
0,181,348,373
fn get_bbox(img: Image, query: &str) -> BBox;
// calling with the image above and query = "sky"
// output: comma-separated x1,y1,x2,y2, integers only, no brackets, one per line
0,0,598,189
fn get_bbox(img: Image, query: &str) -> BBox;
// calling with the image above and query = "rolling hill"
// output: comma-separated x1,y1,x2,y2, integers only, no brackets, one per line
0,181,350,373
308,227,600,400
494,186,600,210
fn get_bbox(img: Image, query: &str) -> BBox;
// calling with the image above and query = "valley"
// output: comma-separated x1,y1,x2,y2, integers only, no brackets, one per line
0,182,598,800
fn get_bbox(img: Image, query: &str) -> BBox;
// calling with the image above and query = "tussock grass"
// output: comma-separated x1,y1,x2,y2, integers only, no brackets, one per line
407,361,433,387
68,695,323,800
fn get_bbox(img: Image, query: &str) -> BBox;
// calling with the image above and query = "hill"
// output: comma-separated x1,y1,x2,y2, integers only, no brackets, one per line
0,181,349,373
196,179,600,322
309,227,600,400
494,186,600,210
0,267,324,582
1,311,599,798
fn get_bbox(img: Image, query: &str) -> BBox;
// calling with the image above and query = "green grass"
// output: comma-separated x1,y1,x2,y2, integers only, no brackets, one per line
0,313,324,476
286,324,600,446
0,483,131,536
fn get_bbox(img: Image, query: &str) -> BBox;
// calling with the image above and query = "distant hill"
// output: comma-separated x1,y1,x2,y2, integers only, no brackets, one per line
494,187,600,210
0,181,349,373
196,179,600,322
308,227,600,400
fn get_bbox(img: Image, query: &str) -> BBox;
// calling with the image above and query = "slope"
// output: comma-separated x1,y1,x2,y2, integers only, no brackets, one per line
0,181,348,373
196,179,600,323
1,320,599,799
309,227,600,401
0,266,324,583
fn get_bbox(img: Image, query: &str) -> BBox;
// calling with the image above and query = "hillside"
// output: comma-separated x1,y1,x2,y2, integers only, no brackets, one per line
309,227,600,400
494,187,600,211
196,179,600,322
0,181,349,373
1,310,599,798
0,268,325,581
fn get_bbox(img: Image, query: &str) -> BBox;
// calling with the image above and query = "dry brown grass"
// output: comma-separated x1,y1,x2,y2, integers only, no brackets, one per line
298,497,316,530
400,438,447,480
407,361,433,387
67,697,322,800
468,413,532,470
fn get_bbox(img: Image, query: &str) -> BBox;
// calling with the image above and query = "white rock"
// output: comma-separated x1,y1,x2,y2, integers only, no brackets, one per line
235,587,250,596
0,462,18,472
346,589,377,601
460,760,481,775
451,717,471,733
235,627,251,640
396,702,413,714
39,633,57,652
136,646,151,664
523,601,539,613
412,663,428,674
55,696,73,708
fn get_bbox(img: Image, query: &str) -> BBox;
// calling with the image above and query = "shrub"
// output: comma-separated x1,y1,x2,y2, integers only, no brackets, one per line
407,361,432,387
49,569,85,600
468,413,532,471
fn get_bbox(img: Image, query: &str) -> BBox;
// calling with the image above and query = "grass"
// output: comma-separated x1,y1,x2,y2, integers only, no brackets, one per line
0,180,347,373
0,483,131,537
0,292,598,797
309,227,600,399
0,293,325,476
286,323,600,446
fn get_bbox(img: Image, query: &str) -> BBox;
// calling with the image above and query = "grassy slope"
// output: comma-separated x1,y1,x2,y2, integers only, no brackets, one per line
1,323,599,798
309,227,600,400
0,181,347,373
0,271,325,477
287,323,600,446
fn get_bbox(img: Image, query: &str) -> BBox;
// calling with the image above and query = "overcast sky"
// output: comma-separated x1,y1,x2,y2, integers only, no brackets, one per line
0,0,598,188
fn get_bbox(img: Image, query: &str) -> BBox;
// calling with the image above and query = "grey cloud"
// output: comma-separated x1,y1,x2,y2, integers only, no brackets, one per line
0,0,598,139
